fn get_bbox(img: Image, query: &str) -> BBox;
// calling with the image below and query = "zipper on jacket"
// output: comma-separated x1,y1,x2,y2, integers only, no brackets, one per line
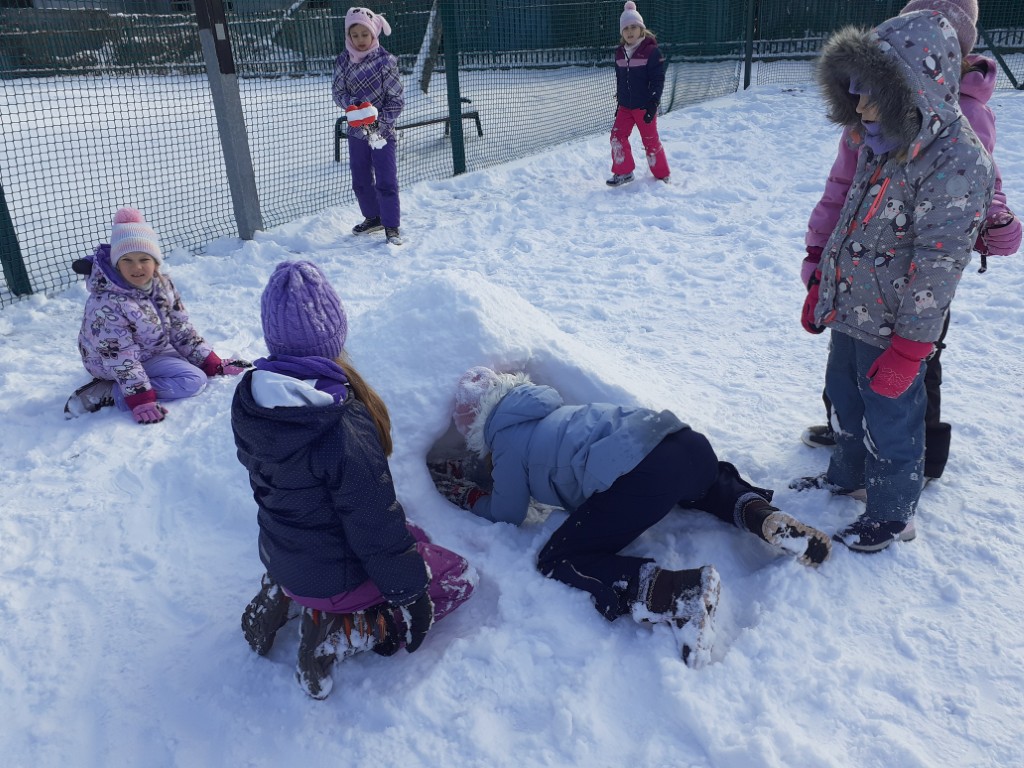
860,177,892,228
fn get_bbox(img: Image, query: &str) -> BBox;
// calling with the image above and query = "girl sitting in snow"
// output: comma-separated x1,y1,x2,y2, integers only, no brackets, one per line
607,1,670,186
232,260,474,700
332,6,405,245
430,367,831,668
66,207,249,424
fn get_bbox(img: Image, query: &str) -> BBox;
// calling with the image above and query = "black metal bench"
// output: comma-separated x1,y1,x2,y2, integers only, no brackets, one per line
334,98,483,161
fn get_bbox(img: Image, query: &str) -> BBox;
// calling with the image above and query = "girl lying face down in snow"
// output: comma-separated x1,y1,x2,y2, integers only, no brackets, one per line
430,367,832,668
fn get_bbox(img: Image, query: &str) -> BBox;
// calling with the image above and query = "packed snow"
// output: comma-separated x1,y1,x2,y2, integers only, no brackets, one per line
1,83,1023,767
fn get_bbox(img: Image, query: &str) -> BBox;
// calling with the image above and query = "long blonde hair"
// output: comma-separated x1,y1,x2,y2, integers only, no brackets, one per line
620,28,656,45
335,350,393,456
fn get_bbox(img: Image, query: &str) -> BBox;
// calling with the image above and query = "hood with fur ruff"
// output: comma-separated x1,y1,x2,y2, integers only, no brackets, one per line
816,10,964,160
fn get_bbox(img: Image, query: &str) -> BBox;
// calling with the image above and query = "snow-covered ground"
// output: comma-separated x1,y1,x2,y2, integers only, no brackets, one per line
1,82,1023,767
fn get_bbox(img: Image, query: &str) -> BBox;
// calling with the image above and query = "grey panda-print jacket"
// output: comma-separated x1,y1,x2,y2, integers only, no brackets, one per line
812,10,994,347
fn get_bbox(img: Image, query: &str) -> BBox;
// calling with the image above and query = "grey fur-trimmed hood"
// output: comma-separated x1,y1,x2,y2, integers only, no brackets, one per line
816,10,964,158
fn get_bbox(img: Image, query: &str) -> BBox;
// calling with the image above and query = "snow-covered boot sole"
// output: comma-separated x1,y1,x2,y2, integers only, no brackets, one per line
241,573,294,656
670,565,720,669
761,512,832,566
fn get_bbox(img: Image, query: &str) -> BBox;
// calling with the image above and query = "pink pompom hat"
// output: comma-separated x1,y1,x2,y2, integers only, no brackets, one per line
110,207,162,265
620,1,644,31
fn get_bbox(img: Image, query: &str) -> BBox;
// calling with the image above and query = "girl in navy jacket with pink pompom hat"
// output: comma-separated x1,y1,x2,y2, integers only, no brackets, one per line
607,2,670,186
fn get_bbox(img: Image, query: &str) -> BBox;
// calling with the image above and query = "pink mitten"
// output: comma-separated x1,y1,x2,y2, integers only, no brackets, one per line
220,360,252,376
201,351,252,376
801,271,825,335
976,210,1021,257
125,389,167,424
866,335,933,399
132,402,168,424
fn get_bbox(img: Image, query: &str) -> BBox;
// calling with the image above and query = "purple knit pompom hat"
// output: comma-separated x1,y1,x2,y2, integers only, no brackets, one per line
260,261,348,359
900,0,978,56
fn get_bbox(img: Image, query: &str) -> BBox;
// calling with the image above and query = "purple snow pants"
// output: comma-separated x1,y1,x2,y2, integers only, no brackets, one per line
112,352,207,411
348,134,400,228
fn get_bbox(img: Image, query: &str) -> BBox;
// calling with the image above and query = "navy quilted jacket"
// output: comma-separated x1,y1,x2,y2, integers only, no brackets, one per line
615,36,665,110
231,371,427,604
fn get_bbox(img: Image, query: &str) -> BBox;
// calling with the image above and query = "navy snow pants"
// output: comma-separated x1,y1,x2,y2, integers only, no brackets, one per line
535,427,770,620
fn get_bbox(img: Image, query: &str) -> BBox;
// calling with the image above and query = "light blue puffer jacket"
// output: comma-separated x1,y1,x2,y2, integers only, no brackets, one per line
470,381,686,525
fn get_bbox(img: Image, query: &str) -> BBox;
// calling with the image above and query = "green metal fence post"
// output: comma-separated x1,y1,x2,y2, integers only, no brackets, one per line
438,0,467,175
0,180,32,297
194,0,264,239
743,0,756,89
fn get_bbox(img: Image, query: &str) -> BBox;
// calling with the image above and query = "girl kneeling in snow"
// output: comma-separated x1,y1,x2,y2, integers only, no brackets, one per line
233,261,474,699
431,367,831,669
66,207,249,424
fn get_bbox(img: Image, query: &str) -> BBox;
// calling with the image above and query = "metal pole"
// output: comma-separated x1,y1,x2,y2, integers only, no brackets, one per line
743,0,756,90
194,0,264,239
0,179,32,297
438,0,467,175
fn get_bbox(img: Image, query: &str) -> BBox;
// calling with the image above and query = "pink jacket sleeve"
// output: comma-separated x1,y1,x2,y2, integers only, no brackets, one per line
961,61,1021,256
805,129,859,250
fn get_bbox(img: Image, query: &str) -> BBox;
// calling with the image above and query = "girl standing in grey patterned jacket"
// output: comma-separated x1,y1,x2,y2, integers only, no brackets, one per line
331,7,405,243
795,10,994,552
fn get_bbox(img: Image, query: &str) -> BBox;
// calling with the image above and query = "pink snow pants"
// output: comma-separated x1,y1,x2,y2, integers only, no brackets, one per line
610,106,670,180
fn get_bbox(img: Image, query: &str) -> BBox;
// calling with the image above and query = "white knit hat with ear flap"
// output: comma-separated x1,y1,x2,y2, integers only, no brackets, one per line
110,207,162,265
620,1,644,31
453,366,501,438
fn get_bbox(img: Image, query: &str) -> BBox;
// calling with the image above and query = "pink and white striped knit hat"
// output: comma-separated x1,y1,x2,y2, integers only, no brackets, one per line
110,207,162,265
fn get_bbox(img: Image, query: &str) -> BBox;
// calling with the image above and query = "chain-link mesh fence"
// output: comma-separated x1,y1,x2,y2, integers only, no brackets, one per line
0,6,236,304
2,0,1022,308
751,0,1024,89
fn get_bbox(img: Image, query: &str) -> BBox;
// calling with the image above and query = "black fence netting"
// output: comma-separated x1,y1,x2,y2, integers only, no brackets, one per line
0,6,237,304
751,0,1024,88
1,0,1021,307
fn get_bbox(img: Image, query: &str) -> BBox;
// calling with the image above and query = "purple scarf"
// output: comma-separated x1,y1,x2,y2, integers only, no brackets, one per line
862,120,901,156
848,79,900,156
254,355,349,403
